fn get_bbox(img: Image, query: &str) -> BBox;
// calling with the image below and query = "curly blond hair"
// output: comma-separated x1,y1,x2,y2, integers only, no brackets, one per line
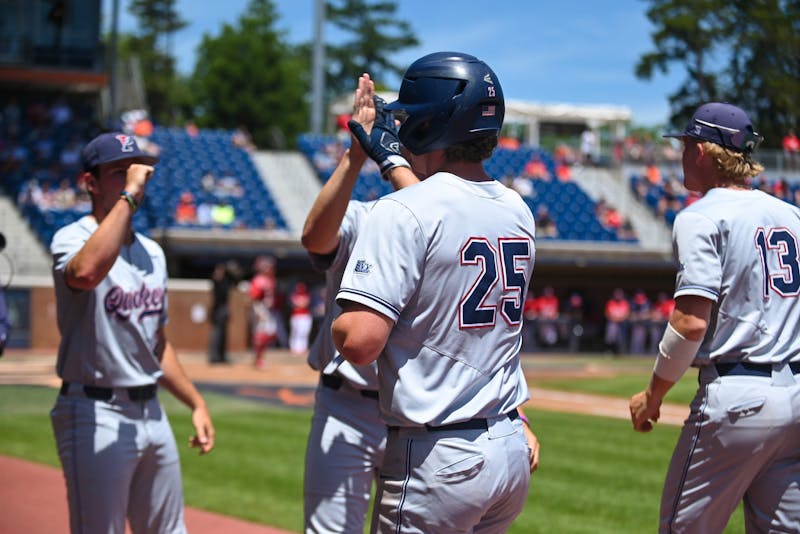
702,141,764,184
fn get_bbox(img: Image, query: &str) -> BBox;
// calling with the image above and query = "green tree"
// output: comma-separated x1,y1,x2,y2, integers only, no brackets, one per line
724,0,800,147
635,0,726,127
191,0,308,148
324,0,419,97
637,0,800,148
123,0,188,125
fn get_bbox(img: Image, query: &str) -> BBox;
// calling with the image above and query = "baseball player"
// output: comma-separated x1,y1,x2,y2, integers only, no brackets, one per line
50,132,215,534
301,73,419,533
630,102,800,533
332,52,538,533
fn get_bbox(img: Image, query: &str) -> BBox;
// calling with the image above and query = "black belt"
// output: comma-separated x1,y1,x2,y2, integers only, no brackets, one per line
60,381,157,402
423,410,519,432
321,373,379,400
715,361,800,377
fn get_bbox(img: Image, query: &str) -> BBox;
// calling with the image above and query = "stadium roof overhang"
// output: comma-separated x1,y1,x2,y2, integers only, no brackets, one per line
151,228,673,270
330,92,632,145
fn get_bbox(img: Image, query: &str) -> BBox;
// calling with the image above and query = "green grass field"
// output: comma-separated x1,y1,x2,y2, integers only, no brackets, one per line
0,377,745,533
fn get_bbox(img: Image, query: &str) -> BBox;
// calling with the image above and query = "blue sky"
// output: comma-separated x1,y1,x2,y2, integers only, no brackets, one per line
104,0,683,127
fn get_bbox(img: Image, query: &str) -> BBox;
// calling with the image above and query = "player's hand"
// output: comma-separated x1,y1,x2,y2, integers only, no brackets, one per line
348,73,376,160
189,405,215,455
348,96,410,179
124,163,154,205
629,390,660,432
522,422,540,473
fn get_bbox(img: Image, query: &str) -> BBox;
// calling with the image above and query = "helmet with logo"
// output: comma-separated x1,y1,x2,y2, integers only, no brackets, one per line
385,51,504,155
663,102,763,153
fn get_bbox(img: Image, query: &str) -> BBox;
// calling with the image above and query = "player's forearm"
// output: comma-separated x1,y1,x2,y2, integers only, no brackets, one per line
157,340,208,411
301,148,366,254
65,199,134,290
384,165,420,190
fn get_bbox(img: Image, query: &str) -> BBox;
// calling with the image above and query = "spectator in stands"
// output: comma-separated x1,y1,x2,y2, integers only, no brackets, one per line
645,162,662,185
17,179,43,208
783,129,800,171
628,290,651,354
50,98,72,128
174,191,198,226
288,282,313,355
210,199,236,228
523,154,551,180
59,135,83,173
554,143,576,166
599,203,623,231
196,200,213,226
185,121,199,137
616,217,637,241
535,205,558,238
74,189,91,213
200,170,217,194
52,178,77,210
208,260,242,364
232,126,256,152
649,292,675,354
604,288,630,354
511,174,534,197
216,171,244,197
498,135,520,149
555,161,572,181
249,255,280,368
580,128,597,165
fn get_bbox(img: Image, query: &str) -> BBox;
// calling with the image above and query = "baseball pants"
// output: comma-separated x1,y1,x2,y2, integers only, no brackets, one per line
304,376,386,533
51,385,186,534
660,363,800,533
373,414,530,533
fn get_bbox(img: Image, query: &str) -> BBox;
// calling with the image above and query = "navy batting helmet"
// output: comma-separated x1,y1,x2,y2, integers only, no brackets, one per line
385,52,504,155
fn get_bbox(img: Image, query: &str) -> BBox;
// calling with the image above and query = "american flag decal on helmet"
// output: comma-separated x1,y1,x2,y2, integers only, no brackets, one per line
482,105,496,117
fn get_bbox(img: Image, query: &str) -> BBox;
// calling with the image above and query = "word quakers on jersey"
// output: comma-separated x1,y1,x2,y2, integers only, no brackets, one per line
104,283,165,322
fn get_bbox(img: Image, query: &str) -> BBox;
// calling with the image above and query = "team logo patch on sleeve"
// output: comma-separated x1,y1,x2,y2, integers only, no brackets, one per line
354,259,372,275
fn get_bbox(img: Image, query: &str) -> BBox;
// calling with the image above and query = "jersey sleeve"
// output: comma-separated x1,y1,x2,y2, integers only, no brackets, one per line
336,199,425,322
673,210,722,301
308,201,372,273
50,225,87,275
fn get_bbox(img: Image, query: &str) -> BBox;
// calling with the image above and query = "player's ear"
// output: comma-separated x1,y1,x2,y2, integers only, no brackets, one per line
78,171,97,194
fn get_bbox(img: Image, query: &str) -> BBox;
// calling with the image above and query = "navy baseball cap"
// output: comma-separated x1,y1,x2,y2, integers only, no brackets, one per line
81,132,159,172
663,102,763,153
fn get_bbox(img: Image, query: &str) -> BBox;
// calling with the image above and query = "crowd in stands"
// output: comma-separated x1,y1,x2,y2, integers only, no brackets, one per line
0,92,287,246
631,160,800,227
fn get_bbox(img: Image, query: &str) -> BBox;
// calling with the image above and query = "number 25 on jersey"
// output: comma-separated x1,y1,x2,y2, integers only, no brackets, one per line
459,237,532,329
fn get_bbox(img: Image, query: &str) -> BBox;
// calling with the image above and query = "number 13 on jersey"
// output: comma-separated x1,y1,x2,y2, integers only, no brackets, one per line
459,237,532,329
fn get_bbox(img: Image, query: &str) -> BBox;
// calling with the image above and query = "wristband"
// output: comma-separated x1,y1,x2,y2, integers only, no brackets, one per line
120,190,138,212
653,323,701,382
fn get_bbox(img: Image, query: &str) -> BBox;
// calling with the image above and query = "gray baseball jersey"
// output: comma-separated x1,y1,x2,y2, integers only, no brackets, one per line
675,188,800,365
49,215,187,534
305,200,385,533
307,200,379,389
661,187,800,533
52,216,167,387
337,172,534,427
